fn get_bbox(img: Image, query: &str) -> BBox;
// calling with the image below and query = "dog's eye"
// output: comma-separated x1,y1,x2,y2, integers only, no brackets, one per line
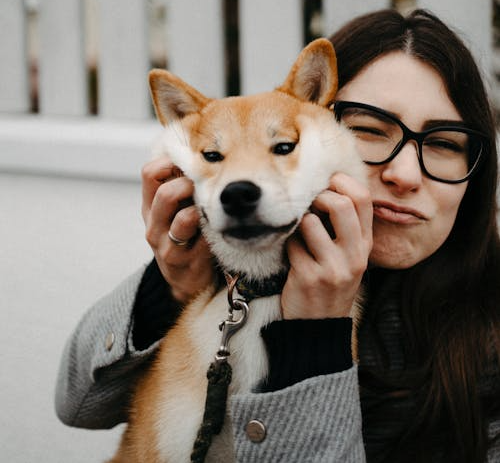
202,151,224,163
272,142,296,155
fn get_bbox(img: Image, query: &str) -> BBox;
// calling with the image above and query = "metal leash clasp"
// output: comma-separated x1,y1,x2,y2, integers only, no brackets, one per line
215,274,249,362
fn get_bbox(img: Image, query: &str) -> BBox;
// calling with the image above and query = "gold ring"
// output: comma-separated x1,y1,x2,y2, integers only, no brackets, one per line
168,230,190,247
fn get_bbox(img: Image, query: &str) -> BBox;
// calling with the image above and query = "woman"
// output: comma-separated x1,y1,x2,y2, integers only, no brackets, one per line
55,9,500,462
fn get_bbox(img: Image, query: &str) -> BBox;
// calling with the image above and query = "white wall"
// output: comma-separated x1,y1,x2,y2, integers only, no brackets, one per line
0,172,151,462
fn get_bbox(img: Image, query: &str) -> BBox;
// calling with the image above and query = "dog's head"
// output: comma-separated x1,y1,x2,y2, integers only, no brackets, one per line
149,39,365,279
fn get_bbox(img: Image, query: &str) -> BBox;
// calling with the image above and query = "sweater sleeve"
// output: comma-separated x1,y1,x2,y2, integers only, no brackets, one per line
260,317,353,391
132,259,183,350
54,261,181,429
230,366,366,462
488,418,500,462
226,318,364,462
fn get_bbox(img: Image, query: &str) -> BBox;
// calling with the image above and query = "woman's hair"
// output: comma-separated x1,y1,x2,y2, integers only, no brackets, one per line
329,9,500,463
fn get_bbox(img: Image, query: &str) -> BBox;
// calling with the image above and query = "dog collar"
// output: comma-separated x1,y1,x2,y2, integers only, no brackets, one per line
233,271,288,301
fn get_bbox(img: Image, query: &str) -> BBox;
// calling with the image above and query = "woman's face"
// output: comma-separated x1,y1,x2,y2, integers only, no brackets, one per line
336,52,468,269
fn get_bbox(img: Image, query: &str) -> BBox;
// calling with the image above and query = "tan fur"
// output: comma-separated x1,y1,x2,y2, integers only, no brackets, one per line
109,287,218,463
277,38,338,106
184,93,318,179
109,39,365,463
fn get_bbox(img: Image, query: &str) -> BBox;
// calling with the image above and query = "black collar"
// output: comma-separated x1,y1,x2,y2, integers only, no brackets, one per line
233,271,288,301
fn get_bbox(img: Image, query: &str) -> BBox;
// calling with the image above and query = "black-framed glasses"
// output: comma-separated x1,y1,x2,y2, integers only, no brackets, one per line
333,101,487,184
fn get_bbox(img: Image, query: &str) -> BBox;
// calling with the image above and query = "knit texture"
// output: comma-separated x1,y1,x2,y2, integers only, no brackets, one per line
260,317,353,391
132,259,182,350
55,264,500,461
55,265,157,429
358,270,500,461
230,367,365,462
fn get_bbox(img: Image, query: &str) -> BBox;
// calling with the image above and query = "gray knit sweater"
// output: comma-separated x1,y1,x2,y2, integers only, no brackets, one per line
55,266,365,462
55,266,500,462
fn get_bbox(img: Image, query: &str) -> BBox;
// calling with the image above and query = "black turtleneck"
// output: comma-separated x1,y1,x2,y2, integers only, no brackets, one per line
131,259,353,385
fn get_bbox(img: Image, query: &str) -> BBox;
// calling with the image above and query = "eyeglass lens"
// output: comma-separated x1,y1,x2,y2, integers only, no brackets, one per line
339,107,482,182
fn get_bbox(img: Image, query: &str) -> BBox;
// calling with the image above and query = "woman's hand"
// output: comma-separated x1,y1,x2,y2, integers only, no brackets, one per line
142,157,215,304
281,173,373,319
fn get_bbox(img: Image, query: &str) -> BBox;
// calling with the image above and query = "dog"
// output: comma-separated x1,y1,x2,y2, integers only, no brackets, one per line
108,38,366,463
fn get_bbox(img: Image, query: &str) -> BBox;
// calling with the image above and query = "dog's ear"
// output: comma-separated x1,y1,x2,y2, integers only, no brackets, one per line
277,38,338,107
149,69,212,126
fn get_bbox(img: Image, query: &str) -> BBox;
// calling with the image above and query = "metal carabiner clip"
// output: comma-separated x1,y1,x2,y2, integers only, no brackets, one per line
215,273,249,362
215,299,249,361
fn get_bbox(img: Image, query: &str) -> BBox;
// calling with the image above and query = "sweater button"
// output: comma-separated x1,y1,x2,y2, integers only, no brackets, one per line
105,332,115,351
245,419,266,443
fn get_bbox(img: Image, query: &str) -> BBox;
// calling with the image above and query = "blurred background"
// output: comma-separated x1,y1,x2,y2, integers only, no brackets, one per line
0,0,498,461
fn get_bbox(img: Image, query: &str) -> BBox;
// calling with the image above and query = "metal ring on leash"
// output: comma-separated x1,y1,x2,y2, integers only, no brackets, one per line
168,230,190,247
226,273,240,308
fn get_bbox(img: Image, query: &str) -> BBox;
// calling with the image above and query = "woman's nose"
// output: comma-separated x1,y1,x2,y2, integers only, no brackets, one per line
380,140,423,192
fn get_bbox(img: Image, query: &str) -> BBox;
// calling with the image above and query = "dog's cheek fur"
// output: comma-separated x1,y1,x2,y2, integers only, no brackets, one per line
193,182,214,227
153,120,202,181
288,114,366,210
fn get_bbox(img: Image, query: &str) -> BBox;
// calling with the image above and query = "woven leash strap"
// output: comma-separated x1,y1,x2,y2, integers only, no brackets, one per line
190,359,232,463
190,275,249,463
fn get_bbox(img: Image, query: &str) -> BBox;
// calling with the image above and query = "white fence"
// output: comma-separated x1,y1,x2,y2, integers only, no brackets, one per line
0,2,497,462
0,0,496,182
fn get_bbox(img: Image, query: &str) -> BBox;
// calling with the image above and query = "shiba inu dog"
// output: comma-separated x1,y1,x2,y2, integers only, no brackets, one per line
108,38,366,463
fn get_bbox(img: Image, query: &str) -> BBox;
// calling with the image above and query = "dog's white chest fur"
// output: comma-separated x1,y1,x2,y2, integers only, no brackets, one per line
154,290,282,463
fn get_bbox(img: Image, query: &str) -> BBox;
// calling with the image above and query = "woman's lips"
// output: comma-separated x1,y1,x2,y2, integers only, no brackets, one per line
373,201,428,225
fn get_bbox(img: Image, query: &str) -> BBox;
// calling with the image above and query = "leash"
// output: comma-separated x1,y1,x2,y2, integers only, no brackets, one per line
191,274,249,463
190,270,288,462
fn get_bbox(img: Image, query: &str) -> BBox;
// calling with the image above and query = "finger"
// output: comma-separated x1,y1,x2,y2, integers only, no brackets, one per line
328,172,373,240
287,234,311,267
157,227,210,272
288,219,332,268
168,205,201,244
141,157,180,221
146,178,195,247
187,234,214,267
152,177,194,227
190,233,211,256
312,190,363,247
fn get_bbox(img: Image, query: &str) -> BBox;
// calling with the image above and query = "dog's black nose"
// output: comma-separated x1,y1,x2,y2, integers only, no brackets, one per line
220,181,261,218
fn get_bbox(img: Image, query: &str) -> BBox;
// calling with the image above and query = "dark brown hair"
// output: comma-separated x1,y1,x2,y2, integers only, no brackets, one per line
329,9,500,463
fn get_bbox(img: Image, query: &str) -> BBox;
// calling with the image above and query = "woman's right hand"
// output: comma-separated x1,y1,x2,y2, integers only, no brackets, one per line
281,173,372,320
141,157,215,304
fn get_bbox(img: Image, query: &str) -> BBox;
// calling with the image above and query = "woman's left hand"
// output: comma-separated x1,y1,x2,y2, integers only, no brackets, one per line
281,172,373,319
